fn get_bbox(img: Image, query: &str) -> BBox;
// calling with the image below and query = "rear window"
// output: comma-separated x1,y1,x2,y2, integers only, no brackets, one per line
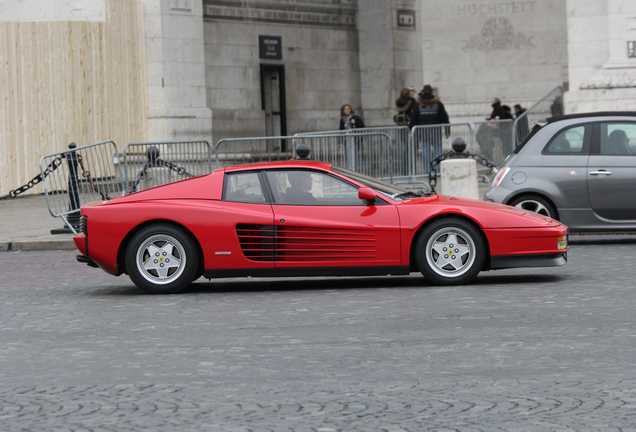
543,125,586,155
223,172,267,204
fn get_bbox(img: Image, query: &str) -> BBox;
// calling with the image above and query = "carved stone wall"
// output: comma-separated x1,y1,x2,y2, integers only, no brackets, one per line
203,0,357,28
419,0,568,121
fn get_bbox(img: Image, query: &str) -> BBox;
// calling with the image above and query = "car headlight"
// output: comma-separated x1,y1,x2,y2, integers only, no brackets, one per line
491,167,510,188
557,236,568,250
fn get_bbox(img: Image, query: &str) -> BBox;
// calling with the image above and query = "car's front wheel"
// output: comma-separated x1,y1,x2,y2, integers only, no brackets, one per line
415,218,487,285
125,224,200,293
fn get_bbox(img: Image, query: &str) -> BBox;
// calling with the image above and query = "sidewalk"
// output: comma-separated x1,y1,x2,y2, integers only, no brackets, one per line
0,195,75,252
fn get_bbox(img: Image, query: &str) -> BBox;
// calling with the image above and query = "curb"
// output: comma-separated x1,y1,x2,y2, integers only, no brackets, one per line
569,236,636,245
0,240,75,252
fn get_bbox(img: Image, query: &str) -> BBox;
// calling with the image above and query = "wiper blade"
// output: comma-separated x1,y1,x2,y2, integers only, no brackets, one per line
393,192,420,200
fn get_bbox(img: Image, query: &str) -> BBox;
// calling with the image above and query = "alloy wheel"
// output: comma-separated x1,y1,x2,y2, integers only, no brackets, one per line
514,199,552,217
135,234,187,285
425,227,476,278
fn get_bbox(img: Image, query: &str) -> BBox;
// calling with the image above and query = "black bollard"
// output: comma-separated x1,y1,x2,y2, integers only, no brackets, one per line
51,143,81,235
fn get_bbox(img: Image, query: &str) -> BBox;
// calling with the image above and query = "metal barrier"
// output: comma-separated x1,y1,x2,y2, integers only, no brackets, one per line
120,141,213,193
411,123,473,176
213,136,294,166
296,126,412,177
214,133,394,180
41,141,122,233
473,119,514,166
513,85,564,146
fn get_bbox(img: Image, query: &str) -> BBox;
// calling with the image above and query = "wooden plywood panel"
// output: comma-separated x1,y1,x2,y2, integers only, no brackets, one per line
0,0,146,196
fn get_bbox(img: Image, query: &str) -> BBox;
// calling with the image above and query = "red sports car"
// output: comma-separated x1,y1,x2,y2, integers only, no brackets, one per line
74,161,568,293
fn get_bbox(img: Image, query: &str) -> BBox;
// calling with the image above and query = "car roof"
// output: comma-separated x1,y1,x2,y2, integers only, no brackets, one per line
221,160,333,173
547,111,636,123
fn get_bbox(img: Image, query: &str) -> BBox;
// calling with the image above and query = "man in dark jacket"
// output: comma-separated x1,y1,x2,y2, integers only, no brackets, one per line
488,97,507,120
410,85,450,174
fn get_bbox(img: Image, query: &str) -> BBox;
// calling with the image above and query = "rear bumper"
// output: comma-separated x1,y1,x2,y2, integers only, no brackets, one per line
491,252,567,270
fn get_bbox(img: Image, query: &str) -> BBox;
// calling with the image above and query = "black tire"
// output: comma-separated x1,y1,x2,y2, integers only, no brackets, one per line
125,223,200,294
508,194,558,220
414,217,487,285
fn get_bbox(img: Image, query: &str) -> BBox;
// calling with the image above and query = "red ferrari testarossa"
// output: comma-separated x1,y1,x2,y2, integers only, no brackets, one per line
74,161,568,293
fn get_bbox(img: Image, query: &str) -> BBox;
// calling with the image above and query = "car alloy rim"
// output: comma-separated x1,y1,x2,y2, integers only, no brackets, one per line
136,234,187,285
514,200,551,217
425,227,476,278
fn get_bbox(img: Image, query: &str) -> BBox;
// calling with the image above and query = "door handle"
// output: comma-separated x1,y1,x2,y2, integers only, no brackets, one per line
589,170,613,176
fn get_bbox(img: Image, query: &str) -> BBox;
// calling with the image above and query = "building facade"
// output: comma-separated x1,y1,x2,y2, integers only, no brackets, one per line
0,0,634,195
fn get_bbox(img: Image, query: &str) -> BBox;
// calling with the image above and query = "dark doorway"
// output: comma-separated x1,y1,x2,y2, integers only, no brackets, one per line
260,64,287,139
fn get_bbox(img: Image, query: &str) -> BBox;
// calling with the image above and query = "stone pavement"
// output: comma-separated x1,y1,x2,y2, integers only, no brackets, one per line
1,245,636,431
0,195,74,251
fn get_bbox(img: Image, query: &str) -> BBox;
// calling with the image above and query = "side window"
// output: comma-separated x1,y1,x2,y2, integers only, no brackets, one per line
266,170,363,206
223,172,267,204
600,123,636,156
544,125,586,155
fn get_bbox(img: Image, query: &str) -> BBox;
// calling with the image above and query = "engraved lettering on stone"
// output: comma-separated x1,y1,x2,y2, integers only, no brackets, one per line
203,0,356,28
463,17,534,52
456,1,537,17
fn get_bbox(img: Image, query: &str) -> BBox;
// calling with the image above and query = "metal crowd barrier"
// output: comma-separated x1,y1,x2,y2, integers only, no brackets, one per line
513,85,564,146
120,140,213,194
297,126,412,177
473,119,514,166
40,140,122,233
214,133,394,180
411,123,473,176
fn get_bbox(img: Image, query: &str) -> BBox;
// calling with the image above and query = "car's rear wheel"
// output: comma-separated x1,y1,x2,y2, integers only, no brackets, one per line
415,218,486,285
125,224,199,294
509,195,558,220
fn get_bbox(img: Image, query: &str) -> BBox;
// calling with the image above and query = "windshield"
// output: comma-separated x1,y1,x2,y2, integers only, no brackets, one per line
334,167,423,201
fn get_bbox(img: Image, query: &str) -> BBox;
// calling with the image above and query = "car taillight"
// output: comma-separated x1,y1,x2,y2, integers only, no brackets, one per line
491,167,510,188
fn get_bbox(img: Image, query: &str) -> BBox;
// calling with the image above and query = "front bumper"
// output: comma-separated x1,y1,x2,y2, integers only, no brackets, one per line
76,254,99,268
491,252,567,270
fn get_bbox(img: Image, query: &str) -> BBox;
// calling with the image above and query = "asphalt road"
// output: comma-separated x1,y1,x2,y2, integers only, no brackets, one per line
1,244,635,431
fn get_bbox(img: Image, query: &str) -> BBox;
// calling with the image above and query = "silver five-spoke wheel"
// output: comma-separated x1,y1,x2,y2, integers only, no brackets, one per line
136,234,187,285
425,227,476,278
514,200,552,217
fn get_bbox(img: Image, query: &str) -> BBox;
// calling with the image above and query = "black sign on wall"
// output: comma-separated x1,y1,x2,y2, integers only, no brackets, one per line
397,9,416,29
628,41,636,59
259,35,283,60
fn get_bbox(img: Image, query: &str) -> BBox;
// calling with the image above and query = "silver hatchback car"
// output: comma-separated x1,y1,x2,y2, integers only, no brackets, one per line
486,112,636,232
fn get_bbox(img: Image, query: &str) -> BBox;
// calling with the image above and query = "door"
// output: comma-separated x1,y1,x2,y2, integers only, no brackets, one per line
219,171,274,270
260,65,287,139
538,123,591,223
588,121,636,221
263,169,402,270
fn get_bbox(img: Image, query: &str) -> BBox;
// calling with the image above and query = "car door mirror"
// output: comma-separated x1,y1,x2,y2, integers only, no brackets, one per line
358,187,377,204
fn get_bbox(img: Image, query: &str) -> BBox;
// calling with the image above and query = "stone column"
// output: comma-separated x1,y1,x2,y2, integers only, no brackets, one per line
356,0,395,125
565,0,636,112
143,0,212,142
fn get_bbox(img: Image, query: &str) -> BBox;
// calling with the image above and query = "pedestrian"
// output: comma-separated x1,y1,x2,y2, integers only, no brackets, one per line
514,104,529,142
410,85,450,173
488,97,507,120
339,104,365,130
394,87,417,126
501,105,514,120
